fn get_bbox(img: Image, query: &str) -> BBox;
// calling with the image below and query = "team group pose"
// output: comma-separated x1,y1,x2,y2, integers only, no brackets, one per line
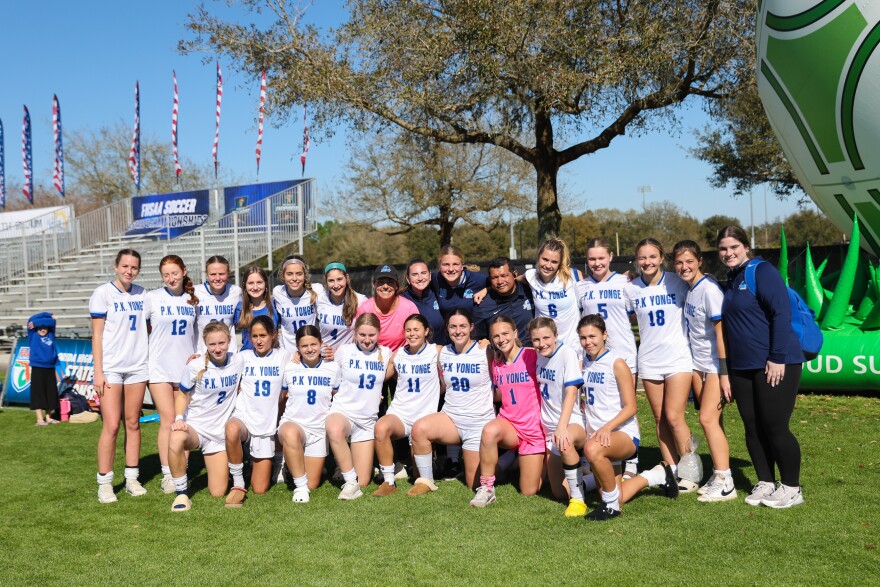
91,228,808,515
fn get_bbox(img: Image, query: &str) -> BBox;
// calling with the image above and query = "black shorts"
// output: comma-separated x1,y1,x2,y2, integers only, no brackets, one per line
29,366,60,412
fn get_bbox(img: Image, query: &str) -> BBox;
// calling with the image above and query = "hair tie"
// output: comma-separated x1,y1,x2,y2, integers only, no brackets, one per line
324,262,347,274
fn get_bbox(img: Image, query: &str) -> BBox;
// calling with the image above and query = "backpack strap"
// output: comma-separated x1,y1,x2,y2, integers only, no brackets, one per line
743,259,764,296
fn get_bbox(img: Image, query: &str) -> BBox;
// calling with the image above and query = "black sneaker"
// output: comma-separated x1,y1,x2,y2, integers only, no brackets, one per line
660,461,679,499
585,503,622,521
440,459,461,481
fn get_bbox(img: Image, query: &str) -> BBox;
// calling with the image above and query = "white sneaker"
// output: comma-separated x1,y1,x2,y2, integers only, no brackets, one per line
171,494,192,512
469,486,496,508
698,474,737,502
160,477,176,494
762,484,804,509
98,484,117,504
623,460,639,481
697,473,718,496
744,481,777,506
293,486,310,503
338,481,363,501
394,463,409,480
125,478,147,497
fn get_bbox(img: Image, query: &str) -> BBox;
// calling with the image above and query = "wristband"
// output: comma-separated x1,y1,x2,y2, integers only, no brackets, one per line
718,361,728,376
174,414,184,422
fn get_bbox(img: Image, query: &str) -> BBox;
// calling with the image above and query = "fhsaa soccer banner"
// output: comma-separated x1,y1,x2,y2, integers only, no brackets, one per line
223,179,305,215
126,189,209,239
3,337,96,405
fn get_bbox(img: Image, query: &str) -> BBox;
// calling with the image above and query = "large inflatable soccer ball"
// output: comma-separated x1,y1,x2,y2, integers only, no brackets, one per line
756,0,880,256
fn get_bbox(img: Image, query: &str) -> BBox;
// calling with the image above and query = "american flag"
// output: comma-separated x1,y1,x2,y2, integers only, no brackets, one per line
52,95,65,197
213,61,222,179
129,82,141,192
0,118,6,209
300,106,309,177
256,71,266,177
22,106,33,204
172,71,181,182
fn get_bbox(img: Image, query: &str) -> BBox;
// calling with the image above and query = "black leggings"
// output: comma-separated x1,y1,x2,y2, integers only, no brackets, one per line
730,364,802,486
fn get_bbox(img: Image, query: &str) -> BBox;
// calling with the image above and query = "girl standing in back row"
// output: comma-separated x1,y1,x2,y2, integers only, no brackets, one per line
316,262,366,349
233,266,279,351
194,255,242,353
521,238,582,354
623,238,695,492
90,249,149,503
274,256,323,352
143,255,199,494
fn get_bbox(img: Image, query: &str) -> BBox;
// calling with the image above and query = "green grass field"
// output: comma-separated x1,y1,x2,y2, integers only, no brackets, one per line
0,393,878,586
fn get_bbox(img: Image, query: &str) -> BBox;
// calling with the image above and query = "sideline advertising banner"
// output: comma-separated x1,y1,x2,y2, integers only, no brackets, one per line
3,337,96,405
223,179,304,215
126,189,209,238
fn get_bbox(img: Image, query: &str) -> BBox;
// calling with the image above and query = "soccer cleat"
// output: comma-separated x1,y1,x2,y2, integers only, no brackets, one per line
762,485,804,509
160,477,176,494
97,484,117,504
292,486,310,503
697,473,718,496
744,481,776,506
440,459,461,481
677,478,700,494
564,498,587,517
406,478,439,496
469,486,496,508
372,482,398,497
125,478,147,497
697,475,737,502
171,494,192,512
225,487,247,508
660,462,679,499
585,503,622,521
338,481,364,501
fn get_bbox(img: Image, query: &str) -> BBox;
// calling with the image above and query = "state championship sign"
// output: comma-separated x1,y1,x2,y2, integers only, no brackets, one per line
126,189,209,239
3,337,97,405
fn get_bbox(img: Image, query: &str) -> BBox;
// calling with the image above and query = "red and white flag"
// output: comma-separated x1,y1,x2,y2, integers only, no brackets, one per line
172,71,181,182
256,71,266,177
213,62,222,179
22,106,33,204
300,106,309,177
52,95,65,197
129,82,141,192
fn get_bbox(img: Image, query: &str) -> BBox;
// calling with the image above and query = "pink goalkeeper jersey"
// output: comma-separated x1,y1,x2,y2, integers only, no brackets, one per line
492,347,544,437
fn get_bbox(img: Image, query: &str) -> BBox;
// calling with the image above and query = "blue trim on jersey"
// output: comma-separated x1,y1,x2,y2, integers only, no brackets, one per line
253,347,276,359
110,280,133,294
592,349,611,364
404,343,428,356
449,340,478,355
90,312,108,318
506,346,526,365
546,343,564,360
710,314,723,321
302,358,324,369
690,275,710,291
626,310,635,315
209,353,231,368
355,342,380,355
180,383,194,393
658,271,665,285
203,281,231,296
563,378,584,388
589,271,617,284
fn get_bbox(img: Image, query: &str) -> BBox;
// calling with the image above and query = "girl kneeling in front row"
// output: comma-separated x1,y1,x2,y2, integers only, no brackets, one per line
225,315,291,507
580,314,678,521
169,322,243,511
279,325,340,503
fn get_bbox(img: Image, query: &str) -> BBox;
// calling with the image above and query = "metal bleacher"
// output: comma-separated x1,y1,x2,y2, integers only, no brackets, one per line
0,180,317,334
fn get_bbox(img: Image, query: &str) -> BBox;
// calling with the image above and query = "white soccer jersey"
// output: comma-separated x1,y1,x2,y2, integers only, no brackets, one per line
388,344,441,427
439,341,495,429
88,282,148,373
536,343,585,433
280,358,340,433
233,348,292,436
194,282,242,353
577,272,637,369
623,272,692,375
331,343,392,427
144,288,199,383
685,275,725,373
179,352,243,445
316,290,368,349
582,349,639,439
273,283,325,351
525,268,582,353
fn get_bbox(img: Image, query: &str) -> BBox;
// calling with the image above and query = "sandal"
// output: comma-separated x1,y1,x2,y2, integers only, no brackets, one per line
225,487,247,508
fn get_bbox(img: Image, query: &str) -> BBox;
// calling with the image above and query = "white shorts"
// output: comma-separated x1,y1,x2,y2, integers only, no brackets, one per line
455,423,486,452
247,433,276,459
693,358,720,374
385,411,415,439
190,425,225,455
278,420,328,458
104,370,149,385
330,410,376,443
640,370,692,382
545,419,586,457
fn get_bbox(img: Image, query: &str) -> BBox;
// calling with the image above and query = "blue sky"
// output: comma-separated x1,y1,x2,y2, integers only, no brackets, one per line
0,0,804,227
